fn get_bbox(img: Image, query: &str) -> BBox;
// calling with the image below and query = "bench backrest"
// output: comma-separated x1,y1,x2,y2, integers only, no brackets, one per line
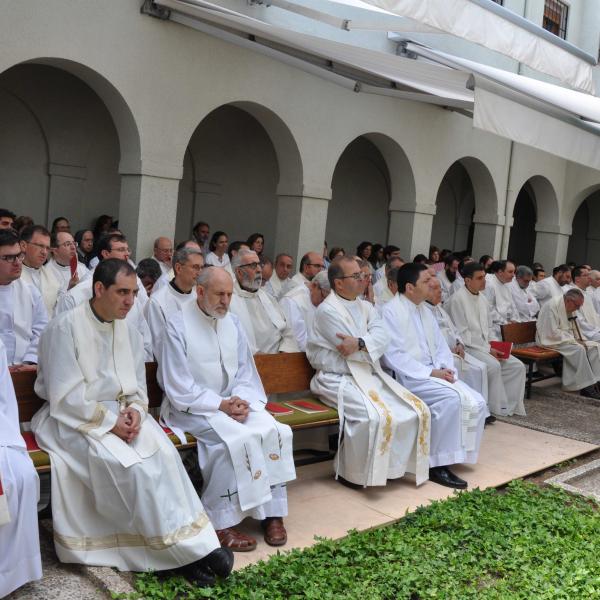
501,321,537,345
14,352,316,422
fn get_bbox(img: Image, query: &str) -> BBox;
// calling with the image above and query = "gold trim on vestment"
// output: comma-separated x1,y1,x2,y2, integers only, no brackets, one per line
77,404,108,434
54,512,211,551
367,390,393,456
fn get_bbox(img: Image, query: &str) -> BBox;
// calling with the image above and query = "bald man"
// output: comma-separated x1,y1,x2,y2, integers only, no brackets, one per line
147,237,173,276
291,252,326,287
160,267,295,552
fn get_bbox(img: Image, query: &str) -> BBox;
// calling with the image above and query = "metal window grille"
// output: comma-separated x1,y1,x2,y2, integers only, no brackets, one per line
489,0,504,5
543,0,569,40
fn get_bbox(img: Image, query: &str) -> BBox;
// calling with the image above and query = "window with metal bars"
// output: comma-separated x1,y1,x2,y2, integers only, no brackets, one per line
543,0,569,40
489,0,503,5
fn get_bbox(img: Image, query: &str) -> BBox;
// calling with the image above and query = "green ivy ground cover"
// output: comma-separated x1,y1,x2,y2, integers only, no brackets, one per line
127,481,599,600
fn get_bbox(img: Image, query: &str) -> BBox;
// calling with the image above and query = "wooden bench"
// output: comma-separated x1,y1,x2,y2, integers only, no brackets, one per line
501,321,562,399
14,352,338,474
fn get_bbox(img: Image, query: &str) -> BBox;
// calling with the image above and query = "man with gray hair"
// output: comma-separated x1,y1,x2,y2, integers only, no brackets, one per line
509,265,540,322
229,250,298,354
264,253,295,300
536,288,600,398
146,236,173,276
280,270,330,351
160,267,295,552
145,247,204,359
588,269,600,313
373,257,402,307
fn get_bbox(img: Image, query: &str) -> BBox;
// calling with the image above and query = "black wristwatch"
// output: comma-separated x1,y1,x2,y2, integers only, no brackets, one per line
357,337,366,351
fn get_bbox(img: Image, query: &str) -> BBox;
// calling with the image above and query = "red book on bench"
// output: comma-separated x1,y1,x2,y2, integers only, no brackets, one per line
284,400,329,414
490,341,513,359
266,402,294,416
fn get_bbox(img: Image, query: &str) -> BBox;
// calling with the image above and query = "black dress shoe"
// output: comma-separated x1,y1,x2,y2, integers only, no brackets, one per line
179,561,216,587
429,466,468,490
198,547,234,579
337,476,363,490
485,415,497,425
580,386,600,399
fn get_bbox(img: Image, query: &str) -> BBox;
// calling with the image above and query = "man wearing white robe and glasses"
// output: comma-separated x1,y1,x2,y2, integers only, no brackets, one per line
307,257,431,489
160,267,295,552
31,259,232,586
381,263,488,490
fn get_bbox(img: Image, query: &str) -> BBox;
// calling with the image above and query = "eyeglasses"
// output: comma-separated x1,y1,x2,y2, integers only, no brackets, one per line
56,241,78,248
0,252,25,263
240,262,262,270
337,273,364,281
27,241,51,252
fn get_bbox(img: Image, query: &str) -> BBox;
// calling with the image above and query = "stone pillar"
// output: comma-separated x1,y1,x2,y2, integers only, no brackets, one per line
388,204,435,260
47,162,87,227
533,226,570,269
274,193,330,267
118,173,181,262
471,213,505,259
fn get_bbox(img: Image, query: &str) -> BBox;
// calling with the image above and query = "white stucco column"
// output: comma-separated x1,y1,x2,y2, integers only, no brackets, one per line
47,162,87,226
533,225,570,269
274,192,330,266
471,213,505,259
388,203,436,260
118,173,181,262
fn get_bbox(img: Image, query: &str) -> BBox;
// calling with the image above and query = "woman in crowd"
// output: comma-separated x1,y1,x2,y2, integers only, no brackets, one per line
356,241,374,273
247,233,265,263
75,229,94,267
370,243,384,270
329,246,345,262
429,245,441,264
51,216,70,234
206,231,231,269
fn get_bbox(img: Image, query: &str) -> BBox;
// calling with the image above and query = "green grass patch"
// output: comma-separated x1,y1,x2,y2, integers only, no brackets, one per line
126,481,599,599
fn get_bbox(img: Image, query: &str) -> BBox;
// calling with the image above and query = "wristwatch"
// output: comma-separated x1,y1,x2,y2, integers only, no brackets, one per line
357,337,366,351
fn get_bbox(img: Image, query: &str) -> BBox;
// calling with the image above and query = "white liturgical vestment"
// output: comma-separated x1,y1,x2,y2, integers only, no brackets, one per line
536,295,600,391
32,302,219,571
56,276,153,361
483,276,518,338
264,274,296,300
160,303,295,530
229,280,299,354
446,286,526,417
571,286,600,343
436,270,454,303
0,278,48,365
279,284,315,352
381,295,487,468
145,282,196,360
509,279,539,322
531,276,564,307
307,293,431,487
0,339,42,597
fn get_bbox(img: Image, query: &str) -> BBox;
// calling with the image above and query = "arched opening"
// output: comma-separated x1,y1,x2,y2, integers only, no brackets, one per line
431,161,476,254
567,190,600,265
327,136,391,253
508,185,537,266
0,62,126,230
176,103,302,258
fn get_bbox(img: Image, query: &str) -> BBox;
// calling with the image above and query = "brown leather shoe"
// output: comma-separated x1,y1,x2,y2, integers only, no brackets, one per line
216,528,257,552
262,517,287,547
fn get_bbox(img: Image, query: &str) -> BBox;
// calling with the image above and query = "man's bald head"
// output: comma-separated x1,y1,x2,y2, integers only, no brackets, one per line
196,266,234,319
153,236,173,265
299,251,325,281
589,270,600,288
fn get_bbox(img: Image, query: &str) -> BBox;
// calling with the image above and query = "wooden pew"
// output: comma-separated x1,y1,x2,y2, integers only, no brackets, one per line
501,321,562,399
15,352,338,474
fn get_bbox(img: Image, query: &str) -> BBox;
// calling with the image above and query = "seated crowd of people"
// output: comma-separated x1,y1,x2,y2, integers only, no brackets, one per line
1,206,599,595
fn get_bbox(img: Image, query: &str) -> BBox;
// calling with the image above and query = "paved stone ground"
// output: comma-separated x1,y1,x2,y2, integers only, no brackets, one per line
498,384,600,445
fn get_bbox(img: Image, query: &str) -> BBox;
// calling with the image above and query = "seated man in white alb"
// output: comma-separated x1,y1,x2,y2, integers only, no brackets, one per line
19,224,51,289
531,264,571,307
372,245,402,284
0,230,48,368
0,338,42,597
509,265,540,322
373,257,403,306
426,277,489,408
146,236,173,276
145,247,203,359
381,264,488,489
40,230,91,316
264,253,295,300
448,256,474,299
32,259,232,584
280,270,330,351
436,254,459,304
482,260,518,338
374,266,400,312
160,267,295,552
567,266,600,343
536,288,600,399
307,257,430,488
229,250,298,354
588,270,600,314
152,239,202,292
446,262,526,417
57,233,152,360
291,252,325,287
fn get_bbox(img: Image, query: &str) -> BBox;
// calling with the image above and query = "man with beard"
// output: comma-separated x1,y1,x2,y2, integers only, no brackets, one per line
436,254,459,303
229,250,298,354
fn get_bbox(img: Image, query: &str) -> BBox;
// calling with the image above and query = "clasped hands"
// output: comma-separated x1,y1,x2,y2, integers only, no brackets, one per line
111,406,141,444
219,396,250,422
431,368,456,383
336,333,360,357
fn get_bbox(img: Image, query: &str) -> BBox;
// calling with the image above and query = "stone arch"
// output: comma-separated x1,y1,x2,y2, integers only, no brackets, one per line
175,101,304,257
0,59,140,230
327,132,415,254
567,185,600,266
